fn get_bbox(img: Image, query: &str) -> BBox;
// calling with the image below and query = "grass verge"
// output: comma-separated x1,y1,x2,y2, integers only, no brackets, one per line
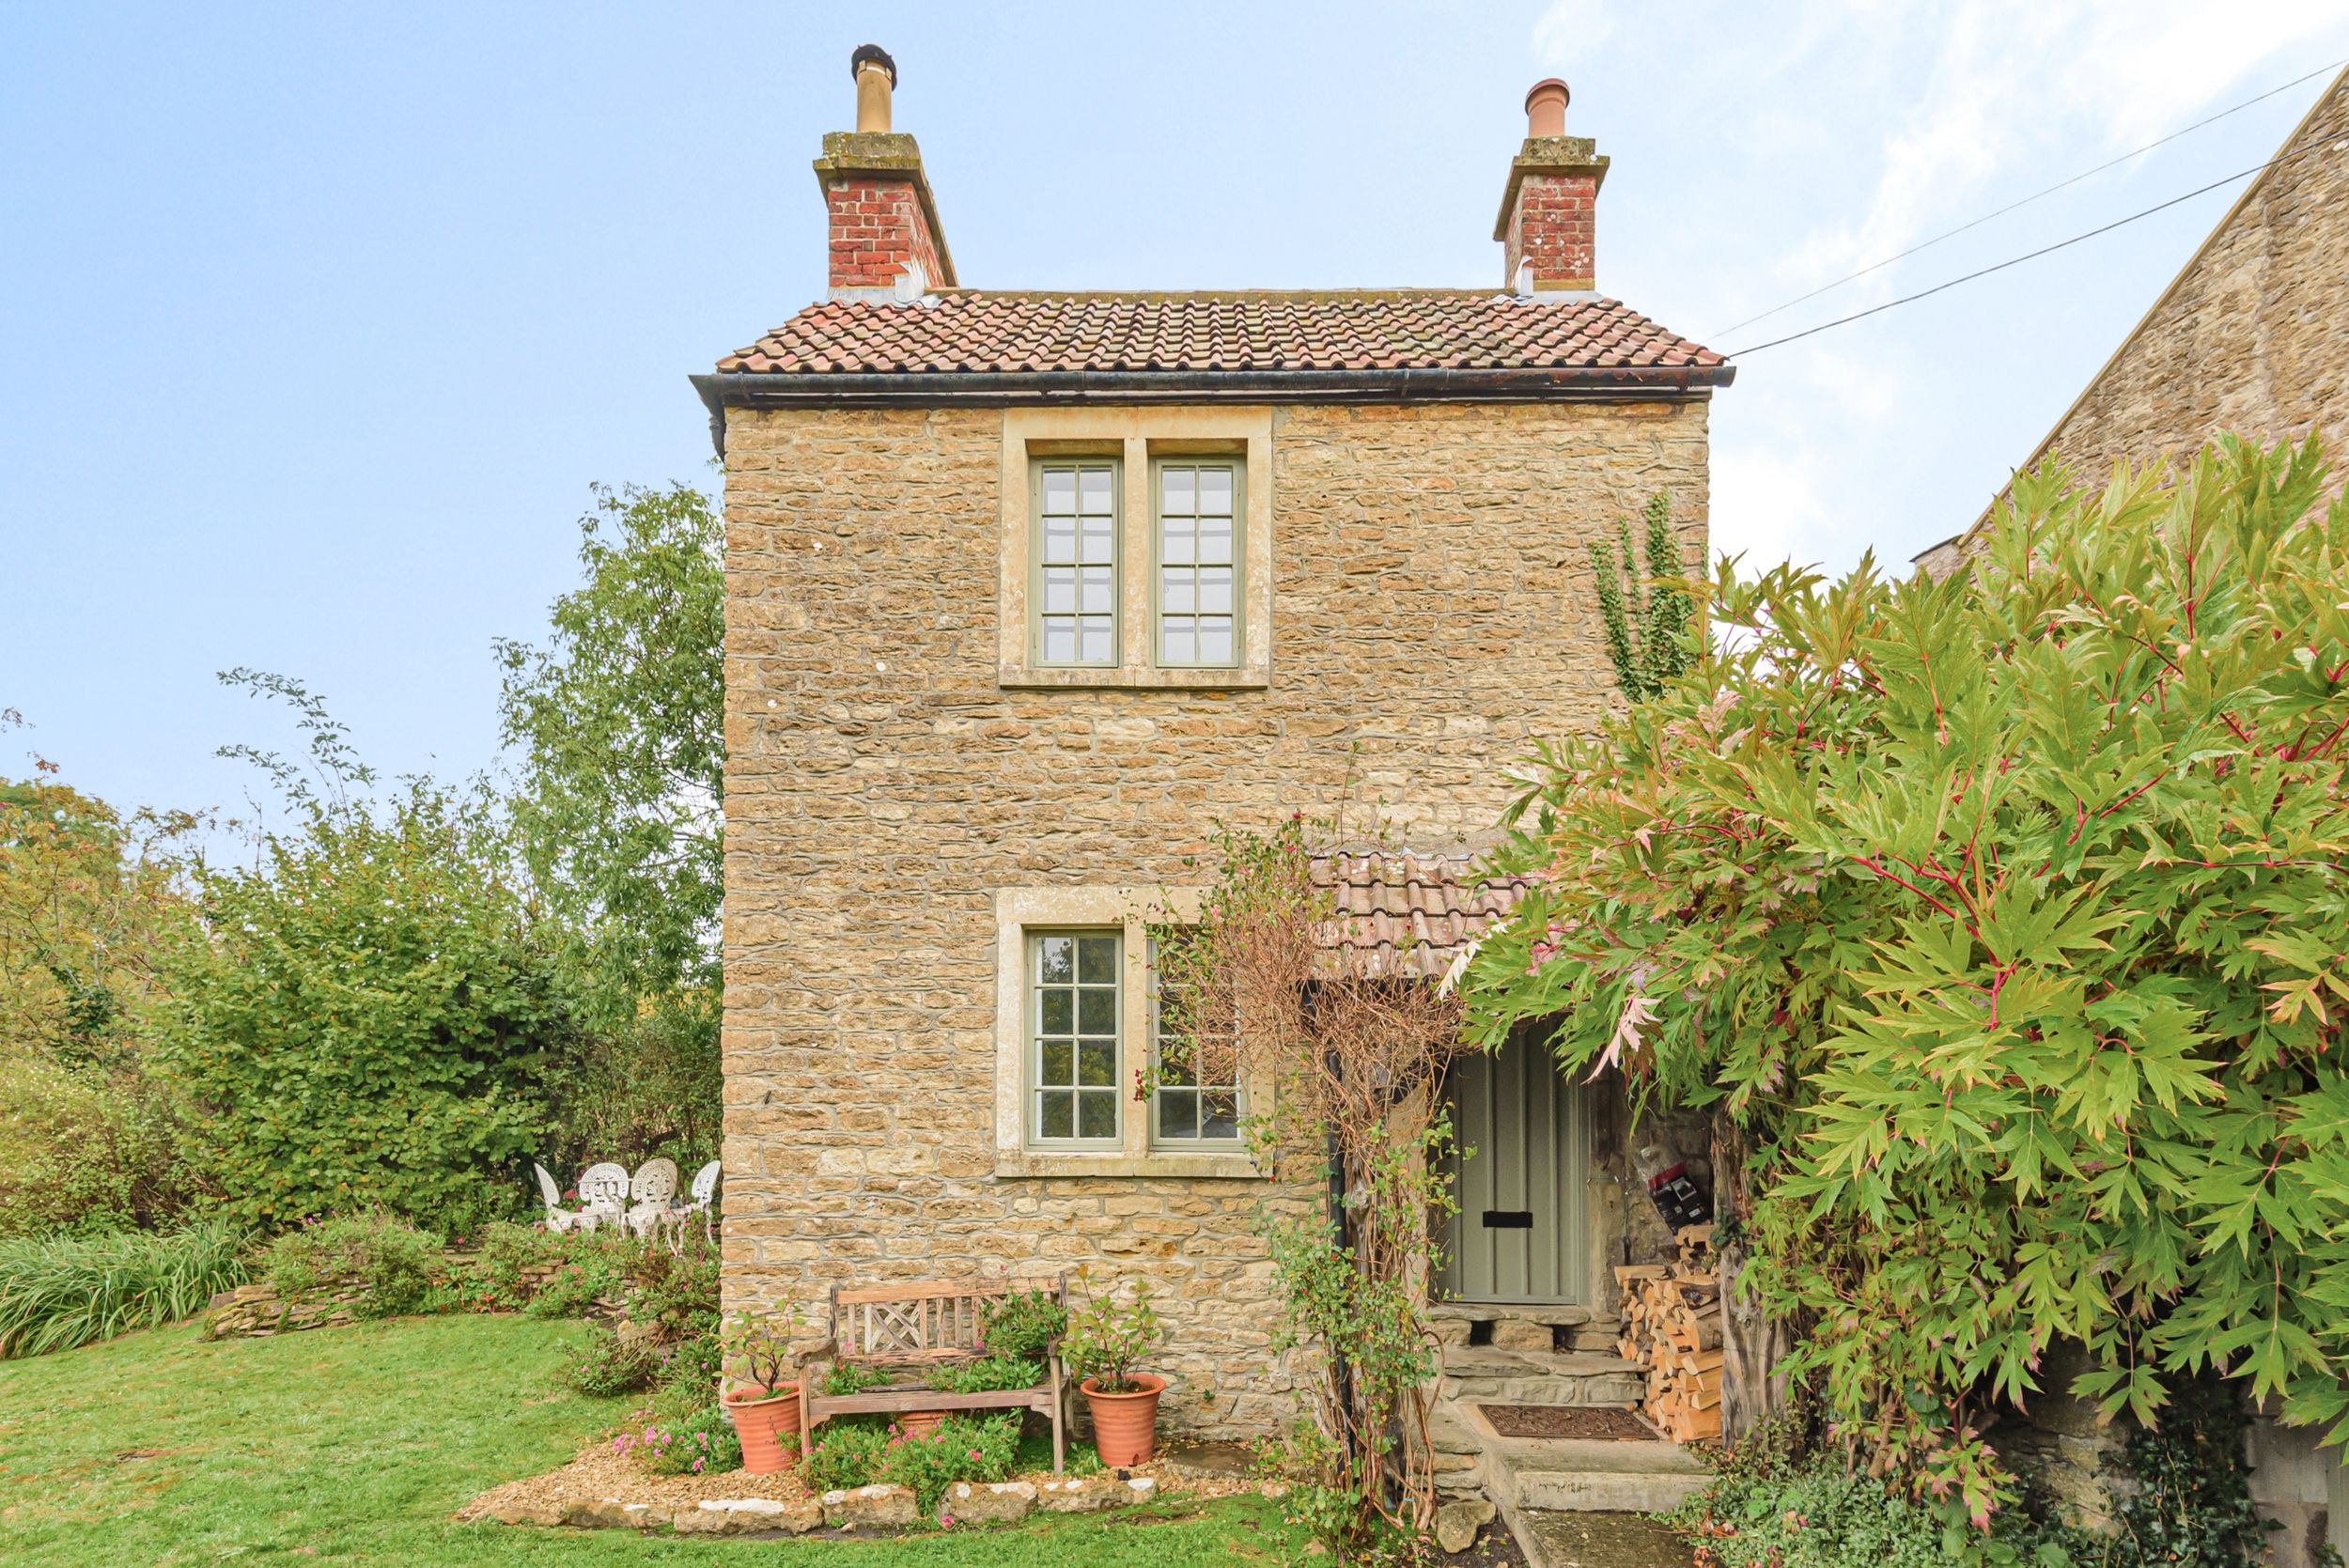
0,1313,1303,1565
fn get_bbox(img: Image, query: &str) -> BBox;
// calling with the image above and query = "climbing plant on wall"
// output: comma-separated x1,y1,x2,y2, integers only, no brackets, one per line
1589,489,1697,702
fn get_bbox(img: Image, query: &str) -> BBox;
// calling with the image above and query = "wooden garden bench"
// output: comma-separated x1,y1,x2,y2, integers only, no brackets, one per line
796,1275,1070,1470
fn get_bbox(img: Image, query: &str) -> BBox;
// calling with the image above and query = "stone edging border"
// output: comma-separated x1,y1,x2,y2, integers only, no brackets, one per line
480,1474,1168,1537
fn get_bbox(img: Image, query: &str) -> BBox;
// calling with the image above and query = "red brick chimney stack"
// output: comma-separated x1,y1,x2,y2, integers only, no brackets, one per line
814,44,957,302
1494,78,1609,294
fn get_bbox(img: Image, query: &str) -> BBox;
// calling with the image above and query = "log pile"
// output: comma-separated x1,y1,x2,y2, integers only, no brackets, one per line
1613,1224,1724,1442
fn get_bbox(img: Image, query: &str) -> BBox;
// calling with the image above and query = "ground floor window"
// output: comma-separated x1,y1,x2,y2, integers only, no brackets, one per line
1030,930,1122,1145
1149,946,1240,1144
992,888,1261,1177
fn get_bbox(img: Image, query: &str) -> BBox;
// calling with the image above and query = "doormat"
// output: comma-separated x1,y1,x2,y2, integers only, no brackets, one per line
1477,1405,1657,1441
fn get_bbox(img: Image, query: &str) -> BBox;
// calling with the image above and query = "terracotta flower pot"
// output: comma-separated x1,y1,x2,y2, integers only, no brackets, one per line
721,1383,801,1474
1081,1373,1166,1467
894,1409,949,1440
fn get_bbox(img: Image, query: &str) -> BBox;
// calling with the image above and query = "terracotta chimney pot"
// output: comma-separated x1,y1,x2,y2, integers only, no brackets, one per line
814,45,956,299
1524,78,1569,139
1493,79,1608,293
852,44,896,133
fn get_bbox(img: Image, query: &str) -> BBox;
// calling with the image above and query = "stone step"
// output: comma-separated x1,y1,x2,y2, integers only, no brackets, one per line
1424,1402,1484,1458
1486,1436,1711,1515
1439,1347,1638,1380
1437,1346,1646,1407
1430,1302,1618,1329
1431,1304,1622,1357
1446,1373,1648,1406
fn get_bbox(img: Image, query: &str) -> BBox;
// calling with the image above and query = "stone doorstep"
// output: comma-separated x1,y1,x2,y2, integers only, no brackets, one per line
1430,1302,1607,1329
1510,1509,1696,1568
1428,1395,1710,1565
1480,1430,1711,1515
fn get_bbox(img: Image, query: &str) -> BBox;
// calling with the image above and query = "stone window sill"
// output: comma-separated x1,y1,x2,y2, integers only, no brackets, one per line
993,1149,1260,1180
997,664,1269,692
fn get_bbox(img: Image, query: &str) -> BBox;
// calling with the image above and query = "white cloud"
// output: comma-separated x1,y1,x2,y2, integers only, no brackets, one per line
1532,0,1616,75
1710,439,1832,571
1805,0,2349,287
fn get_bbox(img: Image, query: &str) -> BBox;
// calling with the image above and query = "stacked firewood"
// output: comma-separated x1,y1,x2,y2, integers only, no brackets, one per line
1612,1224,1725,1441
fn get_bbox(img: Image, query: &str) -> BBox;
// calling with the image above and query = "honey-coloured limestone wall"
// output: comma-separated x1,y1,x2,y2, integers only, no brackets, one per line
720,396,1710,1437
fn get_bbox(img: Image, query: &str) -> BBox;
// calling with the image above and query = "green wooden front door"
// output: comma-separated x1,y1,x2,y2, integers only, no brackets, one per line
1442,1032,1591,1304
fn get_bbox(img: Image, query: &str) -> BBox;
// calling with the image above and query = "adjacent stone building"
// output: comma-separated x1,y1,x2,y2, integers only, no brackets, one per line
1918,63,2349,576
697,49,1729,1439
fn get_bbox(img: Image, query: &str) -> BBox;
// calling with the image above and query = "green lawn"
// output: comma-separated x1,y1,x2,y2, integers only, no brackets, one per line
0,1315,1305,1566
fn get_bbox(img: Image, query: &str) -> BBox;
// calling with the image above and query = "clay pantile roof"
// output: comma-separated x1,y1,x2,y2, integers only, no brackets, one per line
1310,845,1533,981
714,289,1724,378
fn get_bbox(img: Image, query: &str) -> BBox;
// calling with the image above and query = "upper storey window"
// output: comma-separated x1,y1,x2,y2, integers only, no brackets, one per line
1153,459,1240,668
997,410,1272,691
1033,460,1119,666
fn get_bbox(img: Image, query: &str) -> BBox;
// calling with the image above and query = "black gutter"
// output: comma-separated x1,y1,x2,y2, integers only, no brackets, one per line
688,364,1734,456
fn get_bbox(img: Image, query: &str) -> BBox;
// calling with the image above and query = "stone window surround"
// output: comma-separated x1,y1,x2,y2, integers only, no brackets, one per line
996,408,1273,690
991,886,1263,1179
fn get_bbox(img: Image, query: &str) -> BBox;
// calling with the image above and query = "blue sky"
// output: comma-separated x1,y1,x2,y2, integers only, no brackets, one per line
8,1,2349,820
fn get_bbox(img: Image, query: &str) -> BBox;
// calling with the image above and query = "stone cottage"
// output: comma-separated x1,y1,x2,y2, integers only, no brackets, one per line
695,47,1730,1443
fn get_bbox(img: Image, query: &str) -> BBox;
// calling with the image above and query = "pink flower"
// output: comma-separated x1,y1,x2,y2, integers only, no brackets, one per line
691,1457,705,1473
969,1450,982,1460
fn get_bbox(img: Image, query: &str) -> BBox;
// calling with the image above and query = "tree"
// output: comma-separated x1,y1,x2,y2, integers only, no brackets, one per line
1463,437,2349,1529
160,675,576,1230
0,717,207,1233
497,483,723,1169
496,483,723,1009
0,736,201,1070
1588,489,1697,702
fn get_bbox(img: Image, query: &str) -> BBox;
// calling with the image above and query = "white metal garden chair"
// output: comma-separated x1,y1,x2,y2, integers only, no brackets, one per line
625,1157,678,1239
665,1159,721,1250
576,1161,631,1234
532,1163,584,1234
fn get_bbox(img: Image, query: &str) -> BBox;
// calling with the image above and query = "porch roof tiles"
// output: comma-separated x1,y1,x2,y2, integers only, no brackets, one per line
1310,845,1532,980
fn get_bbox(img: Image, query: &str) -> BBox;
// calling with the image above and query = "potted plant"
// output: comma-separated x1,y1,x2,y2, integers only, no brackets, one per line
719,1306,804,1473
1063,1279,1166,1466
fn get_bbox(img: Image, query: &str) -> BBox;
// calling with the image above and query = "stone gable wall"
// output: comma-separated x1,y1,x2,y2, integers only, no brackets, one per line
2039,70,2349,482
1921,70,2349,579
720,396,1709,1436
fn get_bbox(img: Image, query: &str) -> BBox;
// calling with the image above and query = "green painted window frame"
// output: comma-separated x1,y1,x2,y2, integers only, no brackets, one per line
1027,928,1123,1148
1029,457,1121,668
1149,456,1244,669
1146,937,1243,1147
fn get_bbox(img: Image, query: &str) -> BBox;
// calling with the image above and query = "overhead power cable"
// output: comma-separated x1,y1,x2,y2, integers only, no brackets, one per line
1711,54,2349,341
1723,130,2341,358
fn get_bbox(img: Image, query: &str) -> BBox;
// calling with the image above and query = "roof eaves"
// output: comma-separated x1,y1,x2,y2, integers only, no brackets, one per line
689,362,1731,455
